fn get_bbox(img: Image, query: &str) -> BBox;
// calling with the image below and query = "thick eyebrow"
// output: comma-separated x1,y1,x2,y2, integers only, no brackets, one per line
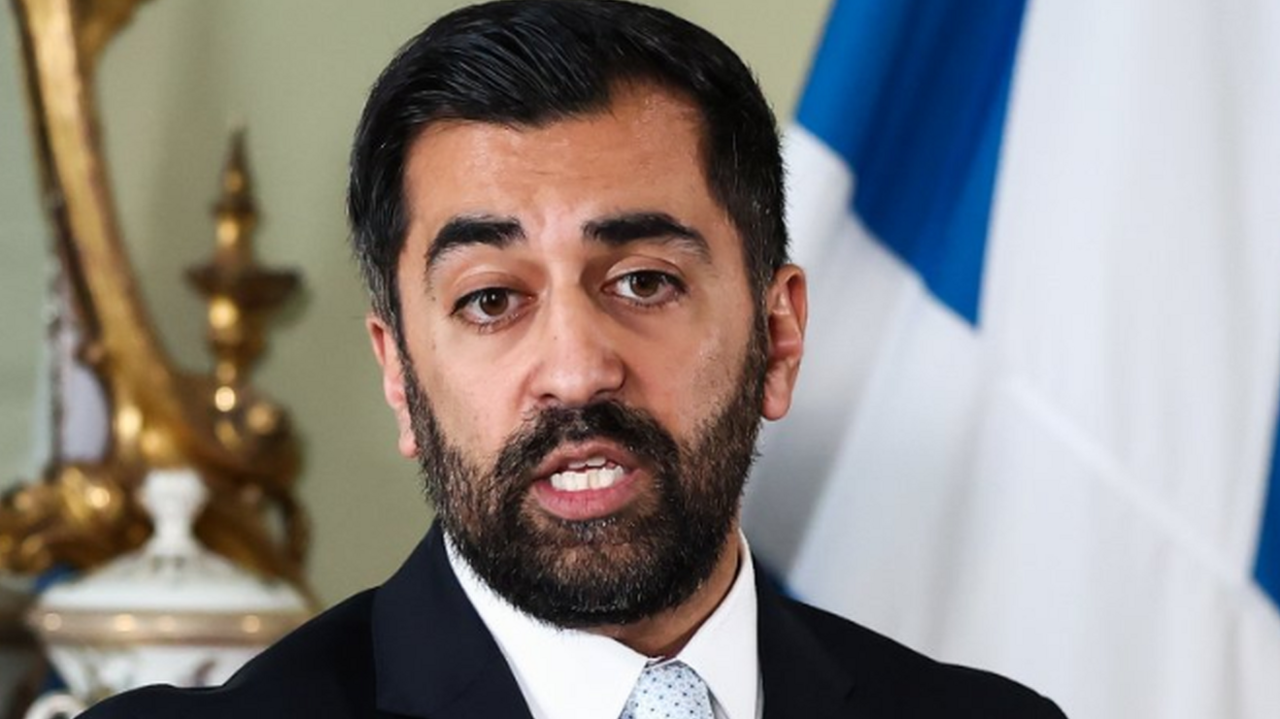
423,211,711,281
582,212,711,262
425,214,525,273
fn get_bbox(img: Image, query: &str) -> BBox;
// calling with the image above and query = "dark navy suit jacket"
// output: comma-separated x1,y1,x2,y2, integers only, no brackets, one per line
85,524,1066,718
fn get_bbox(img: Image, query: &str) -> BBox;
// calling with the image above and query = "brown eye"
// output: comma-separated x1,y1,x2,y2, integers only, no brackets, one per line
611,270,685,306
453,287,526,328
626,272,664,299
476,288,509,317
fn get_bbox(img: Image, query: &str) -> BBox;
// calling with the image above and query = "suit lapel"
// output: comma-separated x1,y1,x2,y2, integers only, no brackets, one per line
756,565,859,719
372,524,534,719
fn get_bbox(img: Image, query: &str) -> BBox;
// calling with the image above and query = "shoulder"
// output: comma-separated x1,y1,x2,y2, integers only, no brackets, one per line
80,589,379,719
775,595,1067,717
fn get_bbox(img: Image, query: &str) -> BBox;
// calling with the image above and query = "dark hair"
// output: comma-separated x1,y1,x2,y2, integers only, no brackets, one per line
348,0,787,330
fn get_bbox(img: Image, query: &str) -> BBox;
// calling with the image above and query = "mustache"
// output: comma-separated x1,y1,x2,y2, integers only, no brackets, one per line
491,401,681,483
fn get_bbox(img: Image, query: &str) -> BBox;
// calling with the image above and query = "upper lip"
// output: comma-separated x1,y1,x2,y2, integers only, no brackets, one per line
530,440,641,481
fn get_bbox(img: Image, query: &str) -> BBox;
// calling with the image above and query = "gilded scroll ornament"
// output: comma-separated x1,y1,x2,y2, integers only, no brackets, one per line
2,0,310,589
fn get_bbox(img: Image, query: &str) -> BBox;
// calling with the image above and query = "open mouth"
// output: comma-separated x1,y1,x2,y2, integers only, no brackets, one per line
548,456,627,492
530,442,647,521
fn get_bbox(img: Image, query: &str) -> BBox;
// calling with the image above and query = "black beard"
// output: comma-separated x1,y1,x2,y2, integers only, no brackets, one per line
401,322,768,628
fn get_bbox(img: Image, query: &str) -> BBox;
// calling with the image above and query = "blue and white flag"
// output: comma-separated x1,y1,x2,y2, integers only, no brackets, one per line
744,1,1280,716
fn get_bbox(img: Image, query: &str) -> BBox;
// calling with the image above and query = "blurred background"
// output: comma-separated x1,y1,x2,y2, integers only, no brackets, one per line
3,1,1279,718
0,0,830,604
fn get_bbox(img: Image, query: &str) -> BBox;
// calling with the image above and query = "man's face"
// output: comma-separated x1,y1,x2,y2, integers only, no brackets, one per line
368,86,805,627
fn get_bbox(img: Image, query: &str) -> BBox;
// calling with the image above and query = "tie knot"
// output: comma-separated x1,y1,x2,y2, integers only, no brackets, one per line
620,660,714,719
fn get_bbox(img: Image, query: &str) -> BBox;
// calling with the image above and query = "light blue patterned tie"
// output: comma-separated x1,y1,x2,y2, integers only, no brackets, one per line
620,660,715,719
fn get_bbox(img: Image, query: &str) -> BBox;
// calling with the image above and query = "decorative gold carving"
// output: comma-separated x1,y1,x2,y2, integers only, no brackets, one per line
188,132,301,393
30,608,304,647
1,0,310,589
71,0,154,70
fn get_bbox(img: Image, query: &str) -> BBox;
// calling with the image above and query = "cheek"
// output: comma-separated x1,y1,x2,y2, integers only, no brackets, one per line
643,323,747,436
397,265,522,463
415,340,517,463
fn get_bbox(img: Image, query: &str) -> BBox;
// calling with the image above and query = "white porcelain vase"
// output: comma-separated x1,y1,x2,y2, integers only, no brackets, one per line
25,469,311,718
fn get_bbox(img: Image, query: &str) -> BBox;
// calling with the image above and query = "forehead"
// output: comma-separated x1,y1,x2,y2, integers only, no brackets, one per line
400,86,727,244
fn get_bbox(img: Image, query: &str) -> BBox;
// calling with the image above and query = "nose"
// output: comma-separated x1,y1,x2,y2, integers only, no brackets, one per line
526,288,625,408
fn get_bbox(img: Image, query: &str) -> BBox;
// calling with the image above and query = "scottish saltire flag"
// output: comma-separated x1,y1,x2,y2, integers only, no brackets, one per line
743,1,1280,716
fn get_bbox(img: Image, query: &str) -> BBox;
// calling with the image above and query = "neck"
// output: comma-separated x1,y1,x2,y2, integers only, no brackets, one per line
589,530,742,657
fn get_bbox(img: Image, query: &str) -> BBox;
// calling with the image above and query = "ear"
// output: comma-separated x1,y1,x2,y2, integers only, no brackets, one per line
366,313,419,458
761,264,808,421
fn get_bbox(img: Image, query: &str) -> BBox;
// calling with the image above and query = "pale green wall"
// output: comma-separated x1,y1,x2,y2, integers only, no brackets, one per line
0,0,830,605
0,6,47,486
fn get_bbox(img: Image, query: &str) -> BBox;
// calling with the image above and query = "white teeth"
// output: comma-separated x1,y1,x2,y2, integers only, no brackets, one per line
549,465,625,492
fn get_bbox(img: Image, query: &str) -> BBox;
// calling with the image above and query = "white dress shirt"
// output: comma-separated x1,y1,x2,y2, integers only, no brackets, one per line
446,535,761,719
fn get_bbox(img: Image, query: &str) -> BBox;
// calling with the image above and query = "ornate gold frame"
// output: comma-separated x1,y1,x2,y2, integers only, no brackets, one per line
2,0,309,589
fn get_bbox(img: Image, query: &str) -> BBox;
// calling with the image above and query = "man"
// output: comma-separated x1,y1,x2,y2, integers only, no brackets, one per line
87,1,1065,717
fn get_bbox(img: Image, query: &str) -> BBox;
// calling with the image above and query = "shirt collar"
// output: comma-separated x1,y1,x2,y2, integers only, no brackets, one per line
677,536,759,719
446,534,759,719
